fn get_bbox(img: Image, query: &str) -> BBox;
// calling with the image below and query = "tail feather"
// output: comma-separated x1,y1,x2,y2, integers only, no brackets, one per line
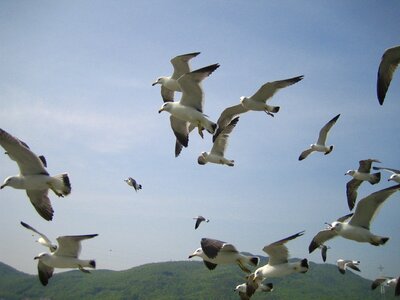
89,260,96,269
54,173,71,195
369,172,381,184
249,256,259,267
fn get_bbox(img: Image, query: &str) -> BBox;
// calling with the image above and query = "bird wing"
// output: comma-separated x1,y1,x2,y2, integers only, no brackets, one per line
214,104,248,142
175,124,195,157
309,229,337,253
170,116,189,148
373,166,400,174
320,245,328,262
20,221,54,249
194,217,204,229
346,178,362,211
37,260,54,286
26,190,54,221
160,86,175,103
358,159,380,173
55,234,98,258
263,231,304,265
298,148,314,161
250,75,304,103
371,277,390,290
200,238,226,259
349,184,400,229
316,114,340,145
347,262,361,272
377,45,400,105
0,128,48,176
178,63,220,112
210,117,239,156
170,52,200,80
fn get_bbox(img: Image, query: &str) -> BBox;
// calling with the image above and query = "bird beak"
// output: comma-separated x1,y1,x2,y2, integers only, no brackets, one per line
34,256,39,260
188,255,193,259
0,184,6,189
158,108,164,113
152,81,158,86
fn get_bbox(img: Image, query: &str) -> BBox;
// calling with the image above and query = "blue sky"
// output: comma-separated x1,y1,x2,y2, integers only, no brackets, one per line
0,0,400,283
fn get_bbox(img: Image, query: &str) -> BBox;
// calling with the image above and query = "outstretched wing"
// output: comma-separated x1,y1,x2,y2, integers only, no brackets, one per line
55,234,98,258
214,105,248,141
263,231,304,265
170,52,200,80
210,117,239,156
377,45,400,105
316,114,340,145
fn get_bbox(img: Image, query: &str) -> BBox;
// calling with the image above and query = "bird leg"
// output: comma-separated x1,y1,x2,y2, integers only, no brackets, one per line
237,260,251,273
78,265,91,274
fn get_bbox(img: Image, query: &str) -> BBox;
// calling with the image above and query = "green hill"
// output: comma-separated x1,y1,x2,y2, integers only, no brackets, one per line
0,260,396,299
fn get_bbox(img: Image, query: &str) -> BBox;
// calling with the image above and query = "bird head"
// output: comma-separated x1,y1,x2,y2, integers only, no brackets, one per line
188,248,203,259
345,170,355,176
158,102,171,113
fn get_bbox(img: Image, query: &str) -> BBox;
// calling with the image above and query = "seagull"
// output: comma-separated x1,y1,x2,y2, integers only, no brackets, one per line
198,117,239,166
298,114,340,161
158,64,219,149
0,128,71,221
377,45,400,105
345,159,381,211
124,177,142,192
373,166,400,183
371,276,400,296
34,234,98,286
20,221,57,252
319,244,330,262
152,52,200,102
193,216,209,229
188,238,259,273
214,75,304,137
309,184,400,253
336,259,361,274
234,281,273,300
251,231,309,284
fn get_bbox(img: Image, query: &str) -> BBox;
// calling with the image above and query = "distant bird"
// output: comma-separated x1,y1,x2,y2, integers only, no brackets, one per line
345,159,381,211
377,45,400,105
0,128,71,221
336,259,361,274
158,64,219,149
34,234,98,286
20,221,57,252
234,281,273,300
371,276,400,296
188,238,259,273
251,231,309,286
215,75,304,137
193,216,209,229
319,244,330,262
373,166,400,183
152,52,200,102
298,114,340,161
309,184,400,253
198,117,239,166
124,177,142,192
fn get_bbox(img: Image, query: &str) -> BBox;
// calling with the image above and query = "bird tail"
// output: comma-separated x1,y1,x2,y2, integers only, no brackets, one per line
369,172,381,184
205,120,217,134
89,260,96,269
53,173,71,196
248,256,260,267
370,236,389,246
325,145,334,155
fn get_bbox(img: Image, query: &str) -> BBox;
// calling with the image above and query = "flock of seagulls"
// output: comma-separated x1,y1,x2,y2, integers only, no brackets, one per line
0,44,399,297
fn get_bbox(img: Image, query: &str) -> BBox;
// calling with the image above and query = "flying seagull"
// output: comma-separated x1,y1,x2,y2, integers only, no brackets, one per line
34,234,98,286
214,75,303,137
158,64,219,149
309,184,400,253
377,45,400,105
198,117,239,166
193,216,209,229
373,166,400,183
298,114,340,161
250,231,308,286
188,237,259,273
345,159,381,211
371,276,400,296
0,128,71,221
20,221,57,252
336,259,361,274
152,52,200,102
124,177,142,192
234,281,273,300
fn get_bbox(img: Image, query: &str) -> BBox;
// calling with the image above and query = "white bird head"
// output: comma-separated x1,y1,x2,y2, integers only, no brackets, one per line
239,96,248,104
1,176,22,189
158,102,172,114
152,77,165,86
345,170,355,176
330,221,343,232
389,174,399,182
34,252,50,261
234,283,247,292
188,247,204,259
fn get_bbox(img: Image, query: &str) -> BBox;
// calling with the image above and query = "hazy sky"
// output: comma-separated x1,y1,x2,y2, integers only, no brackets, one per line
1,1,400,283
